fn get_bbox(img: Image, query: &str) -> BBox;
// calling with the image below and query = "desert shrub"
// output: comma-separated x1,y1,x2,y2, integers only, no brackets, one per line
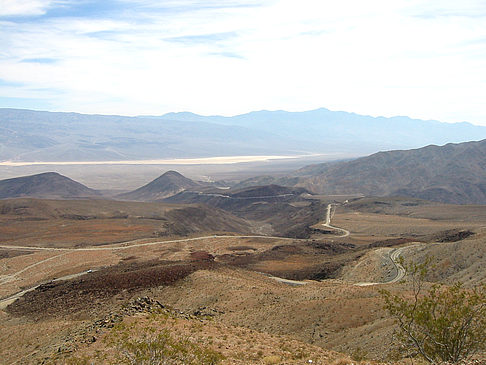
351,346,368,361
263,355,281,364
380,258,486,364
106,321,223,365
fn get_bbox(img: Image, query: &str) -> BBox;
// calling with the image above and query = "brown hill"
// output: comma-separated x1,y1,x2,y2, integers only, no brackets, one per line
0,172,100,199
297,139,486,204
117,170,202,201
164,184,324,238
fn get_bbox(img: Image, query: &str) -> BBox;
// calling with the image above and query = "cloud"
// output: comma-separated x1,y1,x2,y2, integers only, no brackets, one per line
0,0,57,16
209,51,245,59
0,0,486,125
409,0,486,19
21,57,57,63
165,32,238,45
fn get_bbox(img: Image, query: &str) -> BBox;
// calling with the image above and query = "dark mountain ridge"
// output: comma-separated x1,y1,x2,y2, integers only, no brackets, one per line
163,183,321,238
290,139,486,204
232,139,486,204
230,184,309,198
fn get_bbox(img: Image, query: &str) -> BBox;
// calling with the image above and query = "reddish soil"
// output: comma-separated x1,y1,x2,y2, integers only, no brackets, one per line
218,240,362,281
7,258,216,319
0,249,33,259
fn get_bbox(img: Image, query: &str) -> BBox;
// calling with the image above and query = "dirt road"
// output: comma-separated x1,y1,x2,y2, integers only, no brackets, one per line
322,204,350,237
0,206,353,303
0,269,93,309
0,234,297,253
0,252,67,285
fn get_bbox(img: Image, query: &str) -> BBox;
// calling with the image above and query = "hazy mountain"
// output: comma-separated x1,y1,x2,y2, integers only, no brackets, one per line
0,172,100,199
296,139,486,204
161,108,486,153
1,108,486,162
0,109,300,162
117,170,203,201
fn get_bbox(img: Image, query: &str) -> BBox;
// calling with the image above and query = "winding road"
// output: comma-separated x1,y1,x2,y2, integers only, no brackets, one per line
322,204,350,237
320,203,416,286
354,244,421,287
387,247,408,283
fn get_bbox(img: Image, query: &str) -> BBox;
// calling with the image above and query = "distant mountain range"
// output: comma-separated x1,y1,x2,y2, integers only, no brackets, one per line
1,108,486,162
238,139,486,204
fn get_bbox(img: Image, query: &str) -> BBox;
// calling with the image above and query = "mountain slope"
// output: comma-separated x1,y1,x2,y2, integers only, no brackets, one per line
297,139,486,204
117,171,202,201
0,172,100,199
164,184,323,238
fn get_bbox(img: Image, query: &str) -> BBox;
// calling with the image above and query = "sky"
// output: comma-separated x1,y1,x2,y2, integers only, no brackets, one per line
1,0,486,125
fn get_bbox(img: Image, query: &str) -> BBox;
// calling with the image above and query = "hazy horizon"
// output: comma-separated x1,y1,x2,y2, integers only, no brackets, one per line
1,106,485,128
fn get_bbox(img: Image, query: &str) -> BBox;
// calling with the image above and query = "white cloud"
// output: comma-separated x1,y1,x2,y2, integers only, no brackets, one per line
0,0,56,16
1,0,486,125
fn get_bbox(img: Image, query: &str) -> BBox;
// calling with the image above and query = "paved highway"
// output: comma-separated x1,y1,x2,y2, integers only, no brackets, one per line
354,244,421,286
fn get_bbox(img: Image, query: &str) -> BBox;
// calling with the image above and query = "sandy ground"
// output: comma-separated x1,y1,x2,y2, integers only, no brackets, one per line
0,154,325,167
0,155,333,190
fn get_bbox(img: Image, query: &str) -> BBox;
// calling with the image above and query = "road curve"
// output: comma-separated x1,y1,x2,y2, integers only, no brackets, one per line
354,244,421,286
321,204,350,237
387,247,408,283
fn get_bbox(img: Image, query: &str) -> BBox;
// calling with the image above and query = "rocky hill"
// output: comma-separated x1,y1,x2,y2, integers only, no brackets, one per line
296,139,486,204
117,170,202,201
0,172,100,199
164,184,324,238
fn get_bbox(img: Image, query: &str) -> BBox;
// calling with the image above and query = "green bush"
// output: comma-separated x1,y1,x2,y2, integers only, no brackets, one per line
380,259,486,363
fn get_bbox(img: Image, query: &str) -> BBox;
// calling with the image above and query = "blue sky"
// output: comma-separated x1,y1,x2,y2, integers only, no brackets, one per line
1,0,486,125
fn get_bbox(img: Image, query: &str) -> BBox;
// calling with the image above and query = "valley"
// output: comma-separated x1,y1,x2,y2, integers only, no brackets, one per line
0,172,484,363
0,140,485,364
4,0,486,361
